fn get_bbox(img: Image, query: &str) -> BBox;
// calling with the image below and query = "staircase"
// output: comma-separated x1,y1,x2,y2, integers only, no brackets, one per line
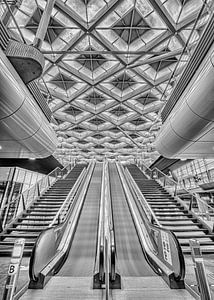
127,164,214,254
0,164,86,256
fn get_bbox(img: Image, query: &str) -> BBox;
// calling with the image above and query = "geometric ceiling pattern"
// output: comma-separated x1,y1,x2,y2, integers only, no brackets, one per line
1,0,212,164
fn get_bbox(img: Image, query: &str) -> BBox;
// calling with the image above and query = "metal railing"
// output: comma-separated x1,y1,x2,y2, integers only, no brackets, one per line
138,162,214,222
189,239,212,300
49,166,86,227
0,164,73,230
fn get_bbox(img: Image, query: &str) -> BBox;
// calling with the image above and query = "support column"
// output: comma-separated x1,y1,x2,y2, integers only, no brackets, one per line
33,0,56,49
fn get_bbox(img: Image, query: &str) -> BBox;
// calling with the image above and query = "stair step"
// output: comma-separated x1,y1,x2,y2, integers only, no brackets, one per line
169,228,206,232
33,205,62,209
152,209,185,213
0,240,35,246
30,207,59,211
0,249,32,257
0,233,38,239
176,233,213,239
159,217,196,221
161,222,201,226
19,217,53,221
155,212,189,216
150,203,180,206
6,227,45,233
13,222,50,226
36,200,64,204
40,195,67,198
25,211,57,216
148,202,177,205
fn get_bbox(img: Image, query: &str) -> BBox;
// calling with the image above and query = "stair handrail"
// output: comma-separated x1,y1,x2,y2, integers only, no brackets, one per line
138,162,214,220
48,167,86,227
0,165,66,230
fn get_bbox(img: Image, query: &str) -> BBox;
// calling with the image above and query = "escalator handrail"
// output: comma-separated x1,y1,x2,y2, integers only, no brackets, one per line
117,163,185,283
29,163,92,282
48,167,86,227
105,162,117,282
94,161,117,286
94,161,105,281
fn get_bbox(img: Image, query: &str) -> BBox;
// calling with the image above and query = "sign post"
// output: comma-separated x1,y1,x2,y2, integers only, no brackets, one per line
3,238,25,300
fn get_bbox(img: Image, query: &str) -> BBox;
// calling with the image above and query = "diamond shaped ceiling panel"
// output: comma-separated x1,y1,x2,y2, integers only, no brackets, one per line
110,106,129,117
130,118,146,126
51,73,76,91
76,47,107,71
88,117,105,126
63,106,83,116
112,8,150,44
85,91,105,105
112,73,135,91
6,0,211,162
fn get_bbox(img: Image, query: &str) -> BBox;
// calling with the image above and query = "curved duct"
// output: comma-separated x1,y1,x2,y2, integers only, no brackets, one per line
156,45,214,159
0,48,58,158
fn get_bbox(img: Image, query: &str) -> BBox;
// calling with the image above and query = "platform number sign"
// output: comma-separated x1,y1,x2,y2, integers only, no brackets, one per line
161,231,172,266
8,263,18,275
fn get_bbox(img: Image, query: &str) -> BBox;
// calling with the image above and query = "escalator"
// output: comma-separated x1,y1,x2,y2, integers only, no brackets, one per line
20,163,103,299
0,164,86,257
109,163,155,276
56,163,102,277
107,163,192,299
11,162,192,299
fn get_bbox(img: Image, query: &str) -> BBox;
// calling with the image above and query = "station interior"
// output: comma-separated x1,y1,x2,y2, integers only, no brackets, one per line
1,0,214,299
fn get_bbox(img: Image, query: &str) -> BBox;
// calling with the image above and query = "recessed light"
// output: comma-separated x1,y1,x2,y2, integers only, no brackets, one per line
0,145,2,150
29,158,36,160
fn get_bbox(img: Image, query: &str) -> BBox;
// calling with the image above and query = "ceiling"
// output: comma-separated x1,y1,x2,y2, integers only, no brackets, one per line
1,0,212,164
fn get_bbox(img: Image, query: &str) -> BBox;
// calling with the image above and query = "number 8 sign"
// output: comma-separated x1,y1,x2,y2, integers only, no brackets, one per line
8,263,18,275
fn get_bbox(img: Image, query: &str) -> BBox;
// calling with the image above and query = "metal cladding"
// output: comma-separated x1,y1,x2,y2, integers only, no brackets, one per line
156,45,214,159
0,48,58,158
